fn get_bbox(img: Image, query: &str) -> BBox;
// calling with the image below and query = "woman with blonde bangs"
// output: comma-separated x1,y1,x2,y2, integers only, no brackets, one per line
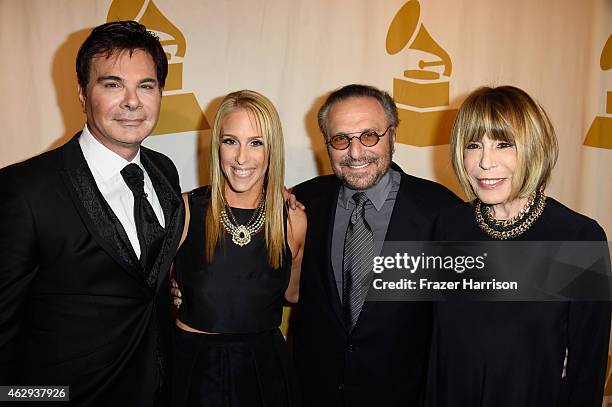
171,90,306,407
427,86,610,406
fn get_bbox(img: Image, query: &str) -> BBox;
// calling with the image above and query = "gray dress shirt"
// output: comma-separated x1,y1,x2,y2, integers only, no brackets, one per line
331,169,401,299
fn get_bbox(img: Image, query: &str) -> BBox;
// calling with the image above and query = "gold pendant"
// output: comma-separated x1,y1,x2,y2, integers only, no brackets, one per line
232,225,251,246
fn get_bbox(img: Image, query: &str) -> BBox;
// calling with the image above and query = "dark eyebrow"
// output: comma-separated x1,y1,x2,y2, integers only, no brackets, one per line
95,76,158,86
139,77,158,85
97,75,122,83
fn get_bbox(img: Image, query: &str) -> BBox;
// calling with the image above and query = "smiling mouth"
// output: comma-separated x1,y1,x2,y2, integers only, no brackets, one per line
342,158,375,170
477,178,506,187
232,167,255,177
347,163,370,169
116,118,145,125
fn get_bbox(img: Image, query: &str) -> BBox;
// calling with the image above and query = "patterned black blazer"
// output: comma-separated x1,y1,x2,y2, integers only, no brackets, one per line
0,134,184,406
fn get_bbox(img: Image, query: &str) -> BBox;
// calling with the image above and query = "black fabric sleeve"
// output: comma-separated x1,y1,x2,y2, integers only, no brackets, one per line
0,169,39,384
565,221,611,406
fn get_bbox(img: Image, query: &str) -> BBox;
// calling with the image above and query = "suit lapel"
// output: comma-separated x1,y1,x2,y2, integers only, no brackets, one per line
59,135,146,286
140,149,183,291
357,168,429,328
313,180,345,329
383,171,428,242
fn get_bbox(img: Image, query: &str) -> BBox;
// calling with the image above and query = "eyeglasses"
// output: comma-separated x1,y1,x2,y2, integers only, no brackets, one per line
326,126,393,150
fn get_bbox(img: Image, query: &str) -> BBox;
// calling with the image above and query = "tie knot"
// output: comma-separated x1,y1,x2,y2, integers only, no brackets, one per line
352,192,369,208
121,163,145,196
349,192,369,225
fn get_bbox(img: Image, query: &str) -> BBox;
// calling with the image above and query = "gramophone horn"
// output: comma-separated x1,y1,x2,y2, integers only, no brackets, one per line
107,0,186,58
601,34,611,71
107,0,145,22
386,0,420,55
408,24,452,77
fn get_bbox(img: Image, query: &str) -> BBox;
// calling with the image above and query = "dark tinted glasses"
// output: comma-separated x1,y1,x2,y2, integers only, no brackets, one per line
326,126,393,150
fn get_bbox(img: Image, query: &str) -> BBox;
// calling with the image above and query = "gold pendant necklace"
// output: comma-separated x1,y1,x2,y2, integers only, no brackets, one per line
475,189,546,240
220,195,265,246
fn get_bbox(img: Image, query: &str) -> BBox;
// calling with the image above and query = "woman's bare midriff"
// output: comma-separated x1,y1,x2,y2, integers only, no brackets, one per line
175,319,220,334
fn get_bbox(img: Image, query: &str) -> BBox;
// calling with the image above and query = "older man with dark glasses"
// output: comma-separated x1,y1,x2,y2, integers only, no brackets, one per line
292,84,461,407
326,125,394,150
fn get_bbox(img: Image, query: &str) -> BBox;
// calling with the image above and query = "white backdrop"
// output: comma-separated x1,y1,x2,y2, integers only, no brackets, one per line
1,0,609,234
1,0,611,399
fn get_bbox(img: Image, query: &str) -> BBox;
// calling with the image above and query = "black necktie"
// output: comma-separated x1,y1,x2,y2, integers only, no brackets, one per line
120,163,165,273
342,192,374,331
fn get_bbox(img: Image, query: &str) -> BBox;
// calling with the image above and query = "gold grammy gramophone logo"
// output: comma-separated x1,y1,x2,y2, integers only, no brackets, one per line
584,34,611,150
386,0,456,147
107,0,210,135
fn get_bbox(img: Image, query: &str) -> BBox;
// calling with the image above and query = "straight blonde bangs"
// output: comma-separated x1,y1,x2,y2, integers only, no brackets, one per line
205,90,286,269
451,86,558,202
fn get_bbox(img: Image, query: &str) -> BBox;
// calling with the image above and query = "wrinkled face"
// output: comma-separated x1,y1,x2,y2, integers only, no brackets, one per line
463,133,518,205
326,97,394,190
78,49,161,160
220,109,268,203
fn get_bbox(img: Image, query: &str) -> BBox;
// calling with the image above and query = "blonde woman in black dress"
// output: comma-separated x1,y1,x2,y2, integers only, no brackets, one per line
171,90,306,406
427,86,610,406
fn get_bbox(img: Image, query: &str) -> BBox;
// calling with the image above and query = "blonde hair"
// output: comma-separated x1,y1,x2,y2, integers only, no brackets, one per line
206,90,286,268
451,86,558,202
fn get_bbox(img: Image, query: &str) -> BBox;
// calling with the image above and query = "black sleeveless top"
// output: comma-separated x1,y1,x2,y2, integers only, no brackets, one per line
175,187,292,333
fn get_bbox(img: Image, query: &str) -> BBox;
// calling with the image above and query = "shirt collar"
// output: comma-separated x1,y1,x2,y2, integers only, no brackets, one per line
78,125,142,181
339,168,395,211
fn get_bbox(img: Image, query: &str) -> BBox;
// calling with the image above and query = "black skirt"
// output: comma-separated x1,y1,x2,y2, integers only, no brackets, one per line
171,327,301,407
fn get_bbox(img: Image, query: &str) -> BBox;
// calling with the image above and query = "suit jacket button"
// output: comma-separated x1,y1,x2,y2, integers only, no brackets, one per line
338,384,345,391
347,343,355,352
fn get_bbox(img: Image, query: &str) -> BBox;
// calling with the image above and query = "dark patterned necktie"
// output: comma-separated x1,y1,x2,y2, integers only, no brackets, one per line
120,163,165,274
342,192,374,331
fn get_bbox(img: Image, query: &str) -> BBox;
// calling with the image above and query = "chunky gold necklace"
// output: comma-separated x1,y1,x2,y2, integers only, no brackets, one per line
221,195,266,246
475,189,546,240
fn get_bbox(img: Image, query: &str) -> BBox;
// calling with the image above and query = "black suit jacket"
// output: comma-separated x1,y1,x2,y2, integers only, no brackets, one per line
0,135,184,406
292,164,461,407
